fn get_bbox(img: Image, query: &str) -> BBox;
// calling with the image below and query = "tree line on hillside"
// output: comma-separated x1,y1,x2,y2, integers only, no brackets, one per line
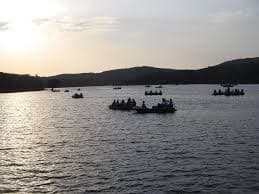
0,73,60,93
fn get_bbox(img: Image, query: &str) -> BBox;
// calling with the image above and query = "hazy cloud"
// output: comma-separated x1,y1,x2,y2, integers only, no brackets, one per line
209,9,252,24
32,18,50,26
0,22,8,31
56,16,118,33
1,16,118,34
33,16,118,33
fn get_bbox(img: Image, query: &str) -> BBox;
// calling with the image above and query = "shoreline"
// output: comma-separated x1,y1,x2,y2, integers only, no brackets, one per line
0,88,45,94
1,83,259,93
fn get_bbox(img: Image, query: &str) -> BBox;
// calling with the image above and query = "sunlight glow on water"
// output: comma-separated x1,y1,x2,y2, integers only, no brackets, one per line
0,85,259,193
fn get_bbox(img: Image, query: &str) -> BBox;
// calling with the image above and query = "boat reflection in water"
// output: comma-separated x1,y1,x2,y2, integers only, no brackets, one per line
113,86,122,90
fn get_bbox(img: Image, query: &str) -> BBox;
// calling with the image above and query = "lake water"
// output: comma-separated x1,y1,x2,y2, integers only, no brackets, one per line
0,85,259,193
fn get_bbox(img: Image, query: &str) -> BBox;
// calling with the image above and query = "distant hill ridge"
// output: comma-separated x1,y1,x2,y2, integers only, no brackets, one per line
49,57,259,86
1,57,259,92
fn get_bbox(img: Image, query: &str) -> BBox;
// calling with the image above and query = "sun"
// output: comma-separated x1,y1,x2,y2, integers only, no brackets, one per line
0,0,65,52
0,21,40,51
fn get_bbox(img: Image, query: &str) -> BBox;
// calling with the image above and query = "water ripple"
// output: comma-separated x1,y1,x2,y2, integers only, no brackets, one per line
0,85,259,193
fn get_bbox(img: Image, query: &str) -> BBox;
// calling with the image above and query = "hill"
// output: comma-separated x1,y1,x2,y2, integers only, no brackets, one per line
49,66,176,87
49,57,259,86
1,57,259,92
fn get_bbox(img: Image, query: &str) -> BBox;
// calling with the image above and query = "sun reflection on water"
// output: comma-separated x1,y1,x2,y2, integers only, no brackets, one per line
0,92,55,191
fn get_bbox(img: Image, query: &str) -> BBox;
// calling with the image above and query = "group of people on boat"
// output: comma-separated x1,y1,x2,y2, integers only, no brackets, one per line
145,90,163,96
213,88,245,96
109,97,175,113
113,87,122,90
136,98,176,113
109,98,137,110
51,88,60,92
141,98,174,109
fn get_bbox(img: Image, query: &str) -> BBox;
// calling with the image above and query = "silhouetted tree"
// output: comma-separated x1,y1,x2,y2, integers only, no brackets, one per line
0,72,44,92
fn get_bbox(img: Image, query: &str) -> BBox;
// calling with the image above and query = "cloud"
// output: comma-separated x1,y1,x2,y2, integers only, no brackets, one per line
32,18,50,26
1,16,118,34
209,9,252,24
33,16,118,33
56,16,118,33
0,22,8,31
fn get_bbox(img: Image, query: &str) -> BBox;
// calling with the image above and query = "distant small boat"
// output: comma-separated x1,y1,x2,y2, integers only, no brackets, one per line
51,88,60,92
113,87,122,90
220,84,236,88
145,90,162,96
109,99,137,110
77,88,81,91
155,85,163,88
72,93,84,99
64,90,70,92
145,85,151,88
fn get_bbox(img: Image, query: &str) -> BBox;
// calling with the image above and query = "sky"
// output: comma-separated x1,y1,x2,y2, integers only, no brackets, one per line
0,0,259,76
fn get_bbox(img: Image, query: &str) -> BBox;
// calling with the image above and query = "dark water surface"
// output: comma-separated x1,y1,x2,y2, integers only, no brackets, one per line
0,85,259,193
